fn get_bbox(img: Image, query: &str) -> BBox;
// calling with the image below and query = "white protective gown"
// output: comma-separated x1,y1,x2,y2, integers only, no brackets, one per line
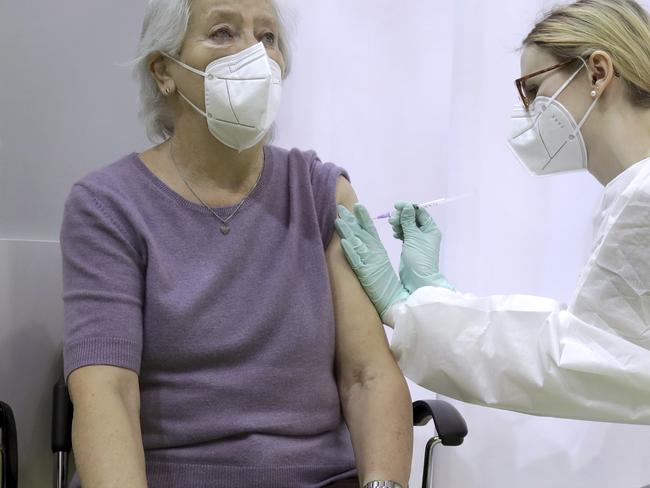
387,158,650,425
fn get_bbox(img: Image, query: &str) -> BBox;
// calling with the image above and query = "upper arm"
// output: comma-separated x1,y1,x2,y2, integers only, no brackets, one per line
573,184,650,347
326,177,395,385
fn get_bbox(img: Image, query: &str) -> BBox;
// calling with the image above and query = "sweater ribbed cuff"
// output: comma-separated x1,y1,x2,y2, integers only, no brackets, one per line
146,461,357,488
64,336,141,380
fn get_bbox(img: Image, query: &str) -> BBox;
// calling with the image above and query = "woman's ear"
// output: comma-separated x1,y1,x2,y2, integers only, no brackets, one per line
149,53,176,96
588,50,616,95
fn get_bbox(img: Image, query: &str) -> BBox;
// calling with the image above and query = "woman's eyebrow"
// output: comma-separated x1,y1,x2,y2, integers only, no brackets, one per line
205,6,244,23
255,14,278,28
203,6,277,29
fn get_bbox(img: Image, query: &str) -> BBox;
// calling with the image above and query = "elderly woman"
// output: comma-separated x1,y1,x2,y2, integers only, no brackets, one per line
60,0,412,487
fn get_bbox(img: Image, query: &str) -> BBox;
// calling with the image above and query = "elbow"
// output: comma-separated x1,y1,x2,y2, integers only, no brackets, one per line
337,361,405,405
343,366,380,391
338,366,378,409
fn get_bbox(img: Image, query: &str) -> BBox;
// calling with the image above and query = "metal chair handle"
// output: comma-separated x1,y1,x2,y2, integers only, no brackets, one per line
52,378,73,488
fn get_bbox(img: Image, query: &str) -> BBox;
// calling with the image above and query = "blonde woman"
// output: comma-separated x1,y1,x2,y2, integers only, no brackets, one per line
336,0,650,424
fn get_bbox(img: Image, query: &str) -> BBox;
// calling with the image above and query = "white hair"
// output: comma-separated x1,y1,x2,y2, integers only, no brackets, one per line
134,0,292,142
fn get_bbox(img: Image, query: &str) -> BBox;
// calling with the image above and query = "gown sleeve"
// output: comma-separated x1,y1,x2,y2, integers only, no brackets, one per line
389,172,650,425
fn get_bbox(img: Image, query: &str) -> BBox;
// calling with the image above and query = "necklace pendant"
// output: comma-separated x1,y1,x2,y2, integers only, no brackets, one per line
220,224,231,236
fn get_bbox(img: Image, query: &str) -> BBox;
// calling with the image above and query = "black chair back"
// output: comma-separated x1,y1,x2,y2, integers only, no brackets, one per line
0,401,18,488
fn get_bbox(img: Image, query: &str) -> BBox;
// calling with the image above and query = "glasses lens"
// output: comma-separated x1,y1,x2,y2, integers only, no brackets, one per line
523,81,539,105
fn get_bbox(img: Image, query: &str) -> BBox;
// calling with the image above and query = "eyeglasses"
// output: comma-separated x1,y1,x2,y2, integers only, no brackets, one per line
516,56,623,110
515,58,578,110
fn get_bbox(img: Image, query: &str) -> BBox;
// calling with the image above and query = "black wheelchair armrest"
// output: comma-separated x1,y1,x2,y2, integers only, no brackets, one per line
413,399,468,446
413,399,468,488
0,400,18,488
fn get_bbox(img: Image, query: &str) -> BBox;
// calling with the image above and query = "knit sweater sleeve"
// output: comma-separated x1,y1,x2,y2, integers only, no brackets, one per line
307,152,350,248
60,183,144,381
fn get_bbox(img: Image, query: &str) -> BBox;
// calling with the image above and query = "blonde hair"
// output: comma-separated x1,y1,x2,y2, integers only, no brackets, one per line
523,0,650,107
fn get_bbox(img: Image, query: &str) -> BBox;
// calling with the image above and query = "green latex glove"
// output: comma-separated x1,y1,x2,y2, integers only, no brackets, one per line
388,202,454,293
335,204,410,323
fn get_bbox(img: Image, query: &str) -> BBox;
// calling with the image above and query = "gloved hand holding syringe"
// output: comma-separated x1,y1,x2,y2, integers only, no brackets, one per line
337,192,473,313
374,193,472,220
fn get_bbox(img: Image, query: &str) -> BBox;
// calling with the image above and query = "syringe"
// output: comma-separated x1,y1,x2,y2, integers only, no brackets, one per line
375,193,472,220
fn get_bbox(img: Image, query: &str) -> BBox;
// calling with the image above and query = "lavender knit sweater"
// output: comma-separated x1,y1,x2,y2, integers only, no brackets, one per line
60,146,357,487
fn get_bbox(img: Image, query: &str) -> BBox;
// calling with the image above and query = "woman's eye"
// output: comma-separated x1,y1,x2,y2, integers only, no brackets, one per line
211,27,234,41
261,32,276,46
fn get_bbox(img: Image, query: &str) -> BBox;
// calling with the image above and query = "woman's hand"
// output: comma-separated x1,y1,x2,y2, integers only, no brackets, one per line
335,204,410,323
389,202,454,293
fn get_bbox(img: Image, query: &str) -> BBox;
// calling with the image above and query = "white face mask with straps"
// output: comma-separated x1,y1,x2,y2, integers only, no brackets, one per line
163,42,283,152
508,58,599,176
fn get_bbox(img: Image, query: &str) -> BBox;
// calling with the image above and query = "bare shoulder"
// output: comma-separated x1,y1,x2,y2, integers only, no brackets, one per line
335,176,358,209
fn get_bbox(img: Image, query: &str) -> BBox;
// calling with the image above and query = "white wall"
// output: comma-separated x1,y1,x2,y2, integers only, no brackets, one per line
1,1,650,487
0,2,150,486
0,242,64,487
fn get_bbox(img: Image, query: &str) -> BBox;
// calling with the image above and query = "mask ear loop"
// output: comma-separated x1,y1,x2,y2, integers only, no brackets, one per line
541,60,600,171
546,57,598,134
510,59,589,140
157,52,206,114
160,52,216,121
161,52,208,78
158,50,270,128
546,58,589,106
570,90,600,137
